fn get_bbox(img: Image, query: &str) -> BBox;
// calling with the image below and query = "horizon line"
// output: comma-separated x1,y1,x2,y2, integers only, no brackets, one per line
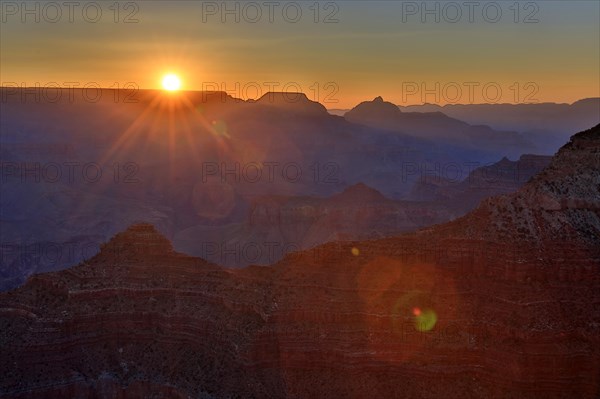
0,86,598,109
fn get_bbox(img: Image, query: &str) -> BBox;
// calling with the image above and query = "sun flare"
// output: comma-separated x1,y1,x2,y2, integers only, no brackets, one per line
162,74,181,91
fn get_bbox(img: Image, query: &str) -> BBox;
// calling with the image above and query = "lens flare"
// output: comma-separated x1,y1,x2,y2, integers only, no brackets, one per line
414,309,437,332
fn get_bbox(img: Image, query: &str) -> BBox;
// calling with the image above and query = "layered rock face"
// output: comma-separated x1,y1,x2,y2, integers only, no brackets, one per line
174,183,455,267
174,157,550,268
246,182,454,244
433,124,600,243
409,154,552,213
1,126,599,398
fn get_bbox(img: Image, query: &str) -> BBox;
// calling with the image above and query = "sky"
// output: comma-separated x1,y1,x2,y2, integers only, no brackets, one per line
1,1,599,108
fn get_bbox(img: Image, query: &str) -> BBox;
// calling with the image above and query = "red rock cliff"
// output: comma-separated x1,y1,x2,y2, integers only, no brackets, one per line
1,125,599,398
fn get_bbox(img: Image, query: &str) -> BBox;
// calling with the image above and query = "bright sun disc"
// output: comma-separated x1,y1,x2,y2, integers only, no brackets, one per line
162,74,181,91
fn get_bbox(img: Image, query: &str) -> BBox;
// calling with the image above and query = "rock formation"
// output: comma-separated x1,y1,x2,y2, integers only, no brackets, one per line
174,183,455,267
1,125,599,398
409,154,553,212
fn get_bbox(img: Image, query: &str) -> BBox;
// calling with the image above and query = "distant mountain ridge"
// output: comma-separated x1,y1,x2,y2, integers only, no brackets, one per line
345,96,536,158
330,97,600,154
399,98,600,147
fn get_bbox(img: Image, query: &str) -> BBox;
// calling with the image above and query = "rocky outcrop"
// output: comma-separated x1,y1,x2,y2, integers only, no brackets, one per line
173,183,455,266
254,92,329,116
1,126,599,398
432,124,600,244
409,154,552,212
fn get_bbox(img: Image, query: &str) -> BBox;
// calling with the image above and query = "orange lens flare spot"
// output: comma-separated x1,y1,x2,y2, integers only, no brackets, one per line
351,247,360,256
412,307,421,316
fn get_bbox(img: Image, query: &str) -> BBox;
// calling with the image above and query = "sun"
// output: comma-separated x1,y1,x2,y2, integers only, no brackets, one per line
162,73,181,91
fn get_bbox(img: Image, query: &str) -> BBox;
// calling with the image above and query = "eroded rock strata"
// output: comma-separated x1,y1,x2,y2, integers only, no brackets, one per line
1,125,599,398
